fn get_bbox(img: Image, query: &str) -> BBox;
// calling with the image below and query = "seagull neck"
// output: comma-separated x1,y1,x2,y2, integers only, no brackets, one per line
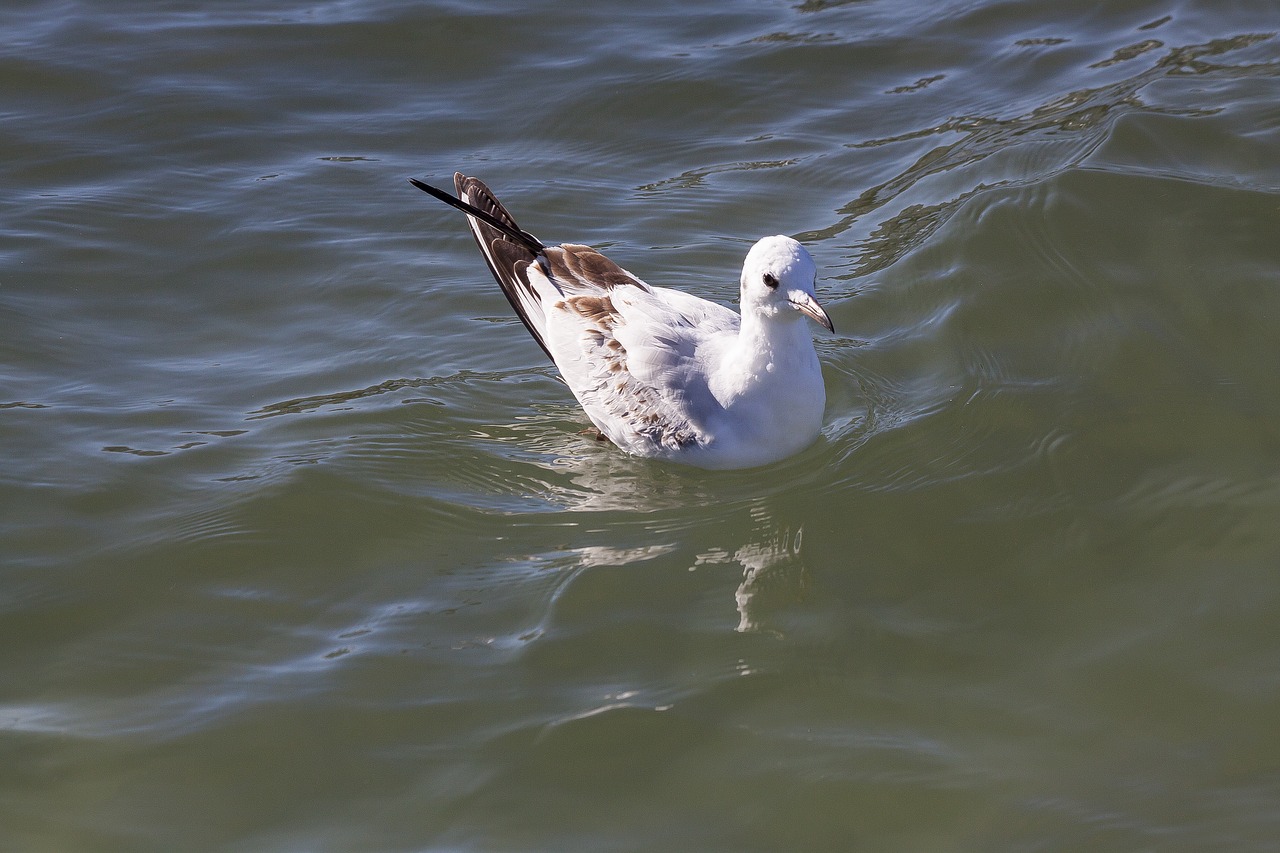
713,307,821,416
737,308,808,359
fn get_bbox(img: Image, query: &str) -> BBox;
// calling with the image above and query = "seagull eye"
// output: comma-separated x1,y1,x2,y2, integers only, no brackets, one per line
763,272,778,289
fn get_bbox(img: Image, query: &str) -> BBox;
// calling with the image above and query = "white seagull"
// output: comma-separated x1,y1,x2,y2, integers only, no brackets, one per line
411,173,834,470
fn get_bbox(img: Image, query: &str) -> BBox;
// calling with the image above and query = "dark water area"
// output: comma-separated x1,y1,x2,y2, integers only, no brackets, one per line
3,0,1279,849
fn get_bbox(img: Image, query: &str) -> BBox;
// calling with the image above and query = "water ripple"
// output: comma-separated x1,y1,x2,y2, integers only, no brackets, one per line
812,31,1275,277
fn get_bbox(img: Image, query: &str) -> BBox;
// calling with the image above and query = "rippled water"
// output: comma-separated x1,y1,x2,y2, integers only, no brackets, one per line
4,0,1280,849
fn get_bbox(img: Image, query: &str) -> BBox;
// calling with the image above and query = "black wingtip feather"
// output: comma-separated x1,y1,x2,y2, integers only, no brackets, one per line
410,175,557,363
408,178,543,254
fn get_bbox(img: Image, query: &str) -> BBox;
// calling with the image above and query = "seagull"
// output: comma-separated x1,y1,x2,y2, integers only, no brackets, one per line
410,172,834,470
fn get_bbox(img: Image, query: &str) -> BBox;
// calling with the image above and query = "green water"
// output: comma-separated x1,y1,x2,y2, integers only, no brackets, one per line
3,0,1279,849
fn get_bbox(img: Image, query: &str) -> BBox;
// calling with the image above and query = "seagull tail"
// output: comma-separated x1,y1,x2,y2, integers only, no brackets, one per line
410,173,554,362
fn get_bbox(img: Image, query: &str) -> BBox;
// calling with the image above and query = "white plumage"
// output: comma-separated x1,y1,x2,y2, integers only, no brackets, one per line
412,172,833,469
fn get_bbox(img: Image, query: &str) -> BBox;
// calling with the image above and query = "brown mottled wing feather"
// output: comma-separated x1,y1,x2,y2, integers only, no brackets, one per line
543,244,652,294
447,176,651,362
432,174,728,453
556,290,704,451
453,173,555,360
532,253,737,454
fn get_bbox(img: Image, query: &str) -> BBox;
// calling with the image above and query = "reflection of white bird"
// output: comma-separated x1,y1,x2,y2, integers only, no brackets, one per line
412,173,833,469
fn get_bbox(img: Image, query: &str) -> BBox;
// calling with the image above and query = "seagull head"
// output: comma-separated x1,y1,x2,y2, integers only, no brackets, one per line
740,236,834,333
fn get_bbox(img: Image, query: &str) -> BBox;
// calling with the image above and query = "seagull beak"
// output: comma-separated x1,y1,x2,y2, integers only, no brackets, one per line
788,291,835,333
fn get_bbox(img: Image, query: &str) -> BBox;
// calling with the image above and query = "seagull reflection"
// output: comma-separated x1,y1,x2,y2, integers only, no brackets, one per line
695,525,807,634
519,450,812,634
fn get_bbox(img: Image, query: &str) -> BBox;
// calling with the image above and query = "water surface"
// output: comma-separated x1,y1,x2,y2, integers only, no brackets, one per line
3,0,1280,849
